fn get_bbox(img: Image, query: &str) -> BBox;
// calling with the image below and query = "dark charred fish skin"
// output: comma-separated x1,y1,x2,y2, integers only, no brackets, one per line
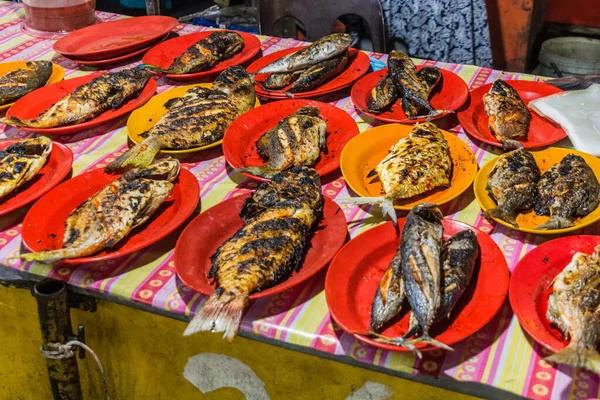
261,70,303,90
534,154,600,230
1,68,152,129
483,80,531,150
484,149,540,227
167,31,244,74
0,61,53,106
367,74,398,113
370,250,405,332
401,67,441,117
287,52,349,93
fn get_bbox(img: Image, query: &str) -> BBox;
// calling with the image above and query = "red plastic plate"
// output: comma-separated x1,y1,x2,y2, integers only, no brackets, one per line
223,99,360,181
66,39,162,66
142,30,262,80
5,73,157,135
509,235,600,353
174,193,348,299
53,16,178,60
21,167,199,264
325,219,509,352
351,67,469,123
248,47,370,99
0,140,72,217
457,80,566,149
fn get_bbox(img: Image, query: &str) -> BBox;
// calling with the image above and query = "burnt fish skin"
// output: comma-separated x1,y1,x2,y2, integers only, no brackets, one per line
1,68,152,129
370,249,405,332
485,149,541,228
261,70,303,90
534,154,600,230
287,52,349,94
255,33,352,74
401,67,441,118
0,61,53,106
546,245,600,375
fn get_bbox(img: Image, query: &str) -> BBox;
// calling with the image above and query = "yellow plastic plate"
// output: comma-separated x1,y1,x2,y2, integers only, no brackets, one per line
127,83,260,155
474,147,600,234
0,61,65,112
340,123,478,210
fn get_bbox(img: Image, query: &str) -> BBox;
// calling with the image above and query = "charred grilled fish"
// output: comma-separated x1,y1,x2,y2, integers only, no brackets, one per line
261,70,303,90
534,154,600,230
1,68,152,129
0,61,53,106
546,245,600,374
483,80,531,150
0,137,52,200
256,33,352,74
484,149,540,227
19,158,179,263
401,67,441,117
238,106,326,179
184,166,323,341
370,249,405,332
106,66,255,171
287,52,348,93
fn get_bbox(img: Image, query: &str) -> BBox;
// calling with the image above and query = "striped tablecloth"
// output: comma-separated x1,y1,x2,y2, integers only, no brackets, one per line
1,2,598,399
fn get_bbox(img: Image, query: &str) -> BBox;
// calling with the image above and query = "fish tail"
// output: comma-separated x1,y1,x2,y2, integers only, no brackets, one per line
18,246,94,264
483,207,519,228
335,197,397,225
500,139,524,150
137,64,170,74
235,166,281,179
354,330,422,358
183,290,247,343
407,334,454,352
535,216,573,230
105,136,162,172
407,109,454,121
0,115,25,126
545,343,600,375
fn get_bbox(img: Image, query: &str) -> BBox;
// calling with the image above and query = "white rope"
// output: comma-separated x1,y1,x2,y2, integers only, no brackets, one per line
40,340,110,400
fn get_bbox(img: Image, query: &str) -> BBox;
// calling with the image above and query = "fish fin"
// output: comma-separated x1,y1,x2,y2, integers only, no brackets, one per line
0,116,25,126
535,216,573,230
163,97,182,110
235,166,282,179
18,245,94,264
407,334,454,352
183,290,247,342
407,109,454,121
545,343,600,375
335,196,397,225
483,207,519,228
500,139,524,150
105,136,163,172
366,169,378,178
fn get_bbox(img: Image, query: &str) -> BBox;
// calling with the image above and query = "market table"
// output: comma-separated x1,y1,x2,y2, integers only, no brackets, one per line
0,2,598,399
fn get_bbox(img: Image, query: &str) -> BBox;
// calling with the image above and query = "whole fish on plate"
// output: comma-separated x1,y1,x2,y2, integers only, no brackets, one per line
106,66,255,172
184,166,323,341
0,61,53,106
287,52,349,94
255,33,352,74
19,158,180,263
484,149,540,227
1,68,152,129
483,80,532,150
546,245,600,374
238,106,327,179
0,137,52,200
534,154,600,230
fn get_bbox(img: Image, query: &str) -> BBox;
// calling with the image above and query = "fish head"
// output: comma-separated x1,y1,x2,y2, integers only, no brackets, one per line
411,202,443,223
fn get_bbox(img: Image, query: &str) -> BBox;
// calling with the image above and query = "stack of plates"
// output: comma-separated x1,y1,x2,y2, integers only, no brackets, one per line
52,16,178,67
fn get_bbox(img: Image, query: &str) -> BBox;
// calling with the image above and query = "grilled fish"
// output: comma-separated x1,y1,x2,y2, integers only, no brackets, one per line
106,66,255,172
238,106,326,179
19,158,179,263
1,68,152,129
184,166,323,341
287,52,348,93
0,137,52,200
401,67,441,117
534,154,600,230
483,80,531,150
162,31,243,74
261,70,304,90
484,149,540,227
546,245,600,374
0,61,53,106
370,250,405,332
256,33,352,74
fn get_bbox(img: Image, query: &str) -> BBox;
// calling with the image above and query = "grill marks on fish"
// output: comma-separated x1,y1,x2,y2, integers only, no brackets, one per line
238,106,327,178
19,158,180,263
0,137,52,200
483,80,531,150
106,66,255,172
184,166,323,342
1,68,152,129
545,245,600,375
0,61,53,106
485,149,540,227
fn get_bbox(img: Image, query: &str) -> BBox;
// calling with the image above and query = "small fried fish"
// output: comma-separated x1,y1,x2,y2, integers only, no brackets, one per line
534,154,600,230
483,80,531,150
0,61,53,106
546,245,600,374
0,137,52,200
287,52,349,94
484,149,540,227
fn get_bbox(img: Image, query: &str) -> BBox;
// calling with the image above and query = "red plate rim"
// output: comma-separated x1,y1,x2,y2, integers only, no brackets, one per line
325,219,510,352
222,99,360,181
248,47,371,99
0,140,73,217
5,73,157,135
21,166,199,264
174,193,348,300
